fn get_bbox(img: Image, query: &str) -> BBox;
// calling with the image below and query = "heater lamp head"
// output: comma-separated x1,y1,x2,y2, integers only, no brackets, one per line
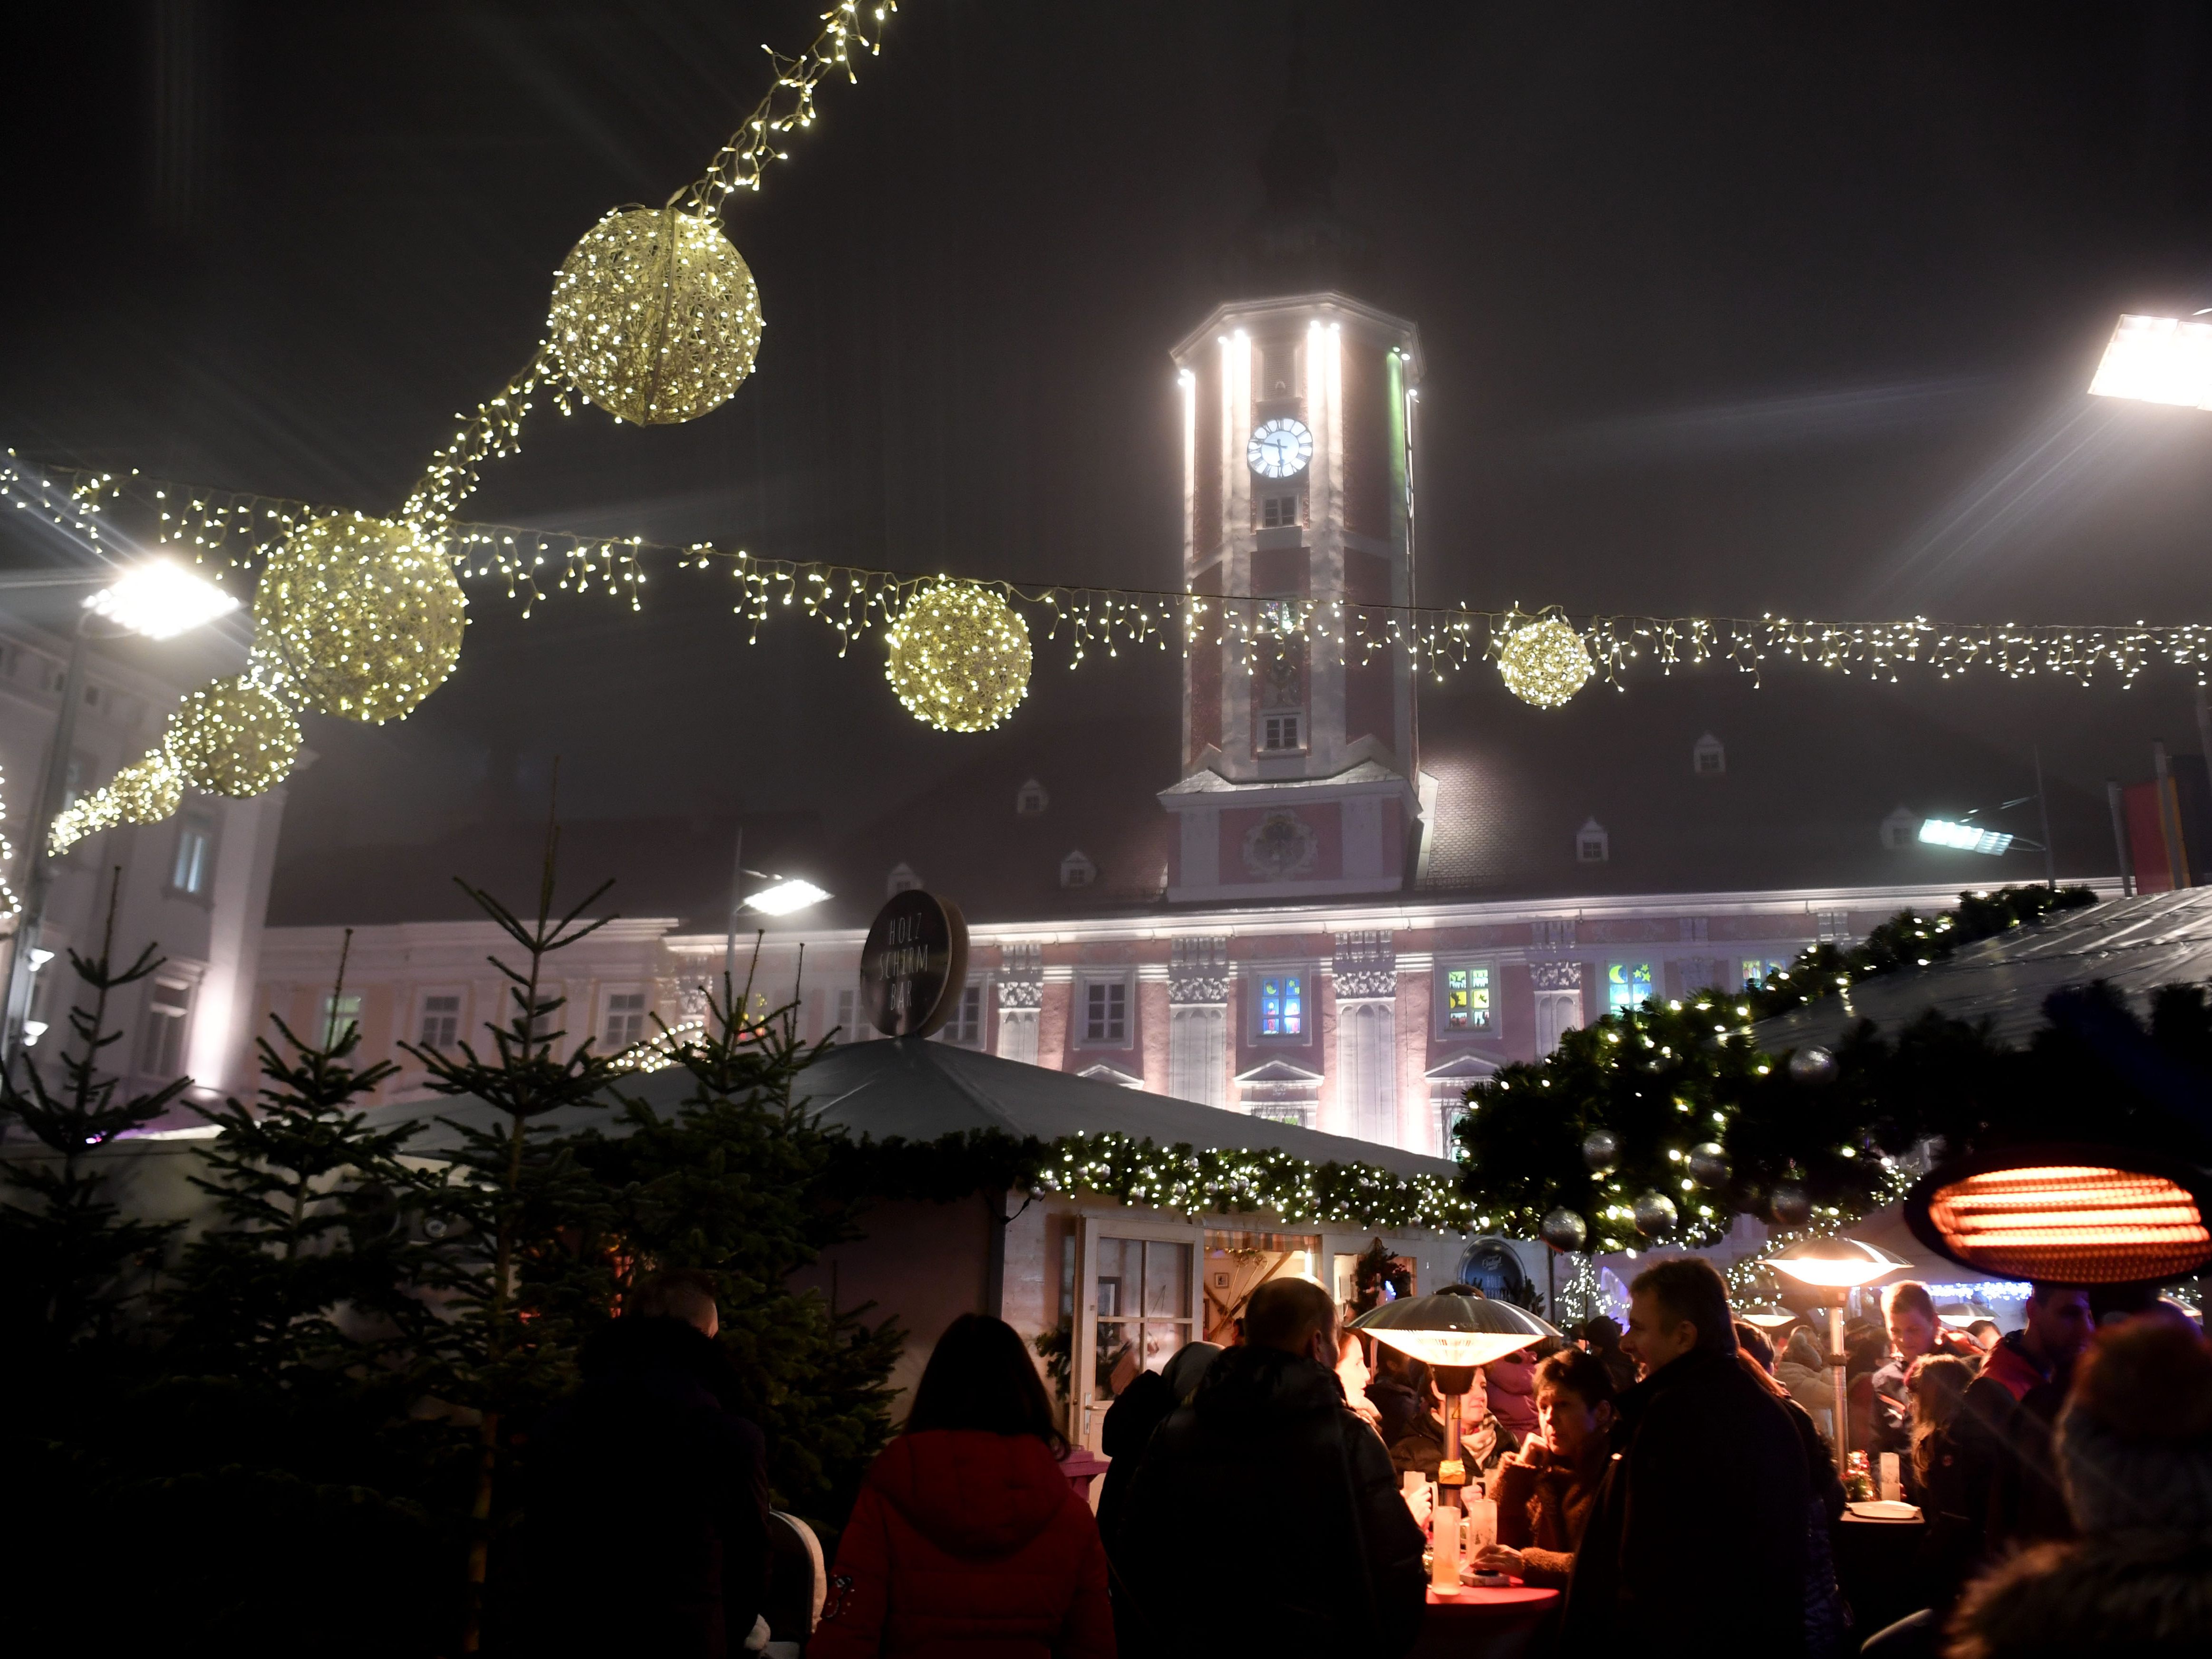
1906,1144,2212,1286
1348,1289,1558,1369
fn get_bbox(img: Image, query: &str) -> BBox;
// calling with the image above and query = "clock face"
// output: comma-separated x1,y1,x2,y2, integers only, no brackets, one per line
1247,416,1314,480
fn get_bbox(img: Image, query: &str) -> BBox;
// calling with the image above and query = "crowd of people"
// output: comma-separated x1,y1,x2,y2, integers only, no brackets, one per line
514,1259,2209,1658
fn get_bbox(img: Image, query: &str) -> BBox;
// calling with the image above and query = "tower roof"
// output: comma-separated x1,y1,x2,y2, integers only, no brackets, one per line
1221,20,1378,297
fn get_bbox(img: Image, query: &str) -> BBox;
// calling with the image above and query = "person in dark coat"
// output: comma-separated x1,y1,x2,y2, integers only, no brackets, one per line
1095,1341,1218,1654
1954,1283,2093,1563
1947,1319,2212,1659
811,1313,1113,1659
1365,1346,1427,1448
1120,1277,1426,1659
1862,1282,1977,1460
523,1269,771,1659
1581,1315,1639,1397
1561,1256,1812,1657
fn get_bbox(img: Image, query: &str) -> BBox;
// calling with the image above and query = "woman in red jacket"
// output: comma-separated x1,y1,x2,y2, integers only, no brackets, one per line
811,1313,1115,1659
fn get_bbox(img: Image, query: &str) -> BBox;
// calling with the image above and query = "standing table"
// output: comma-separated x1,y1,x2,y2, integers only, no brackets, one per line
1407,1583,1560,1659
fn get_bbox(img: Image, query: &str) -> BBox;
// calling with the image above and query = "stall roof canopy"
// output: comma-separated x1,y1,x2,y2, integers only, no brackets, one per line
1753,890,2212,1053
397,1037,1460,1181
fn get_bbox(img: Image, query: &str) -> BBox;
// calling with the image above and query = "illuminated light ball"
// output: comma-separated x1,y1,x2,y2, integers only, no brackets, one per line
254,513,466,723
1787,1045,1837,1086
110,750,185,824
883,582,1033,733
164,675,300,798
1580,1129,1620,1172
1539,1207,1588,1253
1770,1182,1812,1228
1633,1191,1679,1237
547,205,763,425
1687,1141,1732,1187
1496,610,1593,709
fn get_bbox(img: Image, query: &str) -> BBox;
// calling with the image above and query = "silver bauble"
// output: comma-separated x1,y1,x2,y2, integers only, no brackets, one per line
1632,1191,1679,1236
1771,1182,1811,1227
1581,1129,1620,1172
1787,1045,1837,1086
1540,1207,1589,1253
1687,1141,1731,1186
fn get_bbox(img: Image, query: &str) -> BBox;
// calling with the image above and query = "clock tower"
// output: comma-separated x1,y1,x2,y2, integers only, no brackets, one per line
1159,63,1422,903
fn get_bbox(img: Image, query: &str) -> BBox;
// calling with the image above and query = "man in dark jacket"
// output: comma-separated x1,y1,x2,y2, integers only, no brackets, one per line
523,1270,772,1659
1120,1277,1426,1659
1562,1257,1811,1657
1954,1282,2092,1563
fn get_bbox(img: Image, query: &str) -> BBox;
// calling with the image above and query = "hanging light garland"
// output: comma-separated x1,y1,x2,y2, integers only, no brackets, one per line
0,766,18,918
1495,606,1594,708
48,750,185,858
883,581,1034,732
252,514,467,723
164,674,302,797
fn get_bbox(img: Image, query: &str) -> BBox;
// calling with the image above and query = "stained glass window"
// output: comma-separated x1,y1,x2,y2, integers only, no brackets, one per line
1607,963,1653,1013
1443,965,1492,1032
1260,975,1303,1037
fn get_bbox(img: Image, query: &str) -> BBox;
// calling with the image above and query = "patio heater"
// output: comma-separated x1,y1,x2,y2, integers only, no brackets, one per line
1765,1236,1911,1476
1350,1289,1558,1591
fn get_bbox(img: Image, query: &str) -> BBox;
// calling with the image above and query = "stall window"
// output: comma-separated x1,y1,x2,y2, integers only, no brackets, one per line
1204,1231,1322,1345
1439,963,1493,1034
1093,1237,1192,1399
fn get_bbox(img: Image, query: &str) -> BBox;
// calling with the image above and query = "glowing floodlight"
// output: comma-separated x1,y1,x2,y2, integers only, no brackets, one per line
1920,818,2014,856
744,878,830,916
2088,313,2212,408
83,559,240,640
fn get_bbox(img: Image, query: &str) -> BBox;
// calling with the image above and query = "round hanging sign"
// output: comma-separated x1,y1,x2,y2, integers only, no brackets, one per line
859,889,970,1039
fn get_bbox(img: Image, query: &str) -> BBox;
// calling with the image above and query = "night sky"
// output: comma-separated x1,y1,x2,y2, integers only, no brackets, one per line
9,2,2212,901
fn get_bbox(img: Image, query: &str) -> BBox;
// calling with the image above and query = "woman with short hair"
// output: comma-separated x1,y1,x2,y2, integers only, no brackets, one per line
1472,1347,1615,1588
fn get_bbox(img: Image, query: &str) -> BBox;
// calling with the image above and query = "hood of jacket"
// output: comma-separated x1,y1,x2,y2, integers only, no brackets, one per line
867,1429,1068,1559
1190,1344,1346,1431
1486,1352,1537,1399
1982,1329,2056,1403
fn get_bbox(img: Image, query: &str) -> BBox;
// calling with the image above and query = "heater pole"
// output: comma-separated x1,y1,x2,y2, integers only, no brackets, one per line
1826,1301,1850,1478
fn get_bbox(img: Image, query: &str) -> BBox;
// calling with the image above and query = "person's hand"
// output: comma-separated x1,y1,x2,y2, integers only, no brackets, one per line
1404,1482,1433,1527
1472,1544,1524,1576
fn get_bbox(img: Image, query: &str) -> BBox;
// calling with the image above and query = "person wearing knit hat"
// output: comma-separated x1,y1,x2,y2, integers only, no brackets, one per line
1947,1319,2212,1658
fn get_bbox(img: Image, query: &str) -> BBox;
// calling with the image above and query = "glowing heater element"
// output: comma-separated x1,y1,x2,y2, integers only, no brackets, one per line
744,878,830,916
83,559,241,639
2087,313,2212,408
1923,1164,2211,1284
1919,818,2013,856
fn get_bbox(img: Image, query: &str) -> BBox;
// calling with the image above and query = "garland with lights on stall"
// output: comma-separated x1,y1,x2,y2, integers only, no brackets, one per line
826,1127,1483,1234
1455,884,2101,1257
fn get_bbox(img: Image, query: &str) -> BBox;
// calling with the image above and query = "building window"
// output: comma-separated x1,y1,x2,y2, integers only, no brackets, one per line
1262,493,1299,529
999,1005,1040,1063
886,862,922,897
1261,711,1304,752
1084,979,1128,1044
1061,850,1097,889
602,990,648,1049
319,991,362,1047
1016,779,1049,816
1168,1005,1227,1107
170,815,214,897
1606,963,1652,1014
1258,974,1304,1038
942,983,983,1048
1692,733,1725,776
1576,818,1609,863
416,993,461,1049
1440,964,1493,1033
138,978,193,1075
1740,958,1782,990
1817,910,1852,944
1880,806,1919,850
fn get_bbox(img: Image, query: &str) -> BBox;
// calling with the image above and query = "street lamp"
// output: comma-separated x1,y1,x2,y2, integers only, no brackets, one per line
1351,1289,1558,1591
1766,1235,1912,1476
0,559,241,1069
744,877,831,916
